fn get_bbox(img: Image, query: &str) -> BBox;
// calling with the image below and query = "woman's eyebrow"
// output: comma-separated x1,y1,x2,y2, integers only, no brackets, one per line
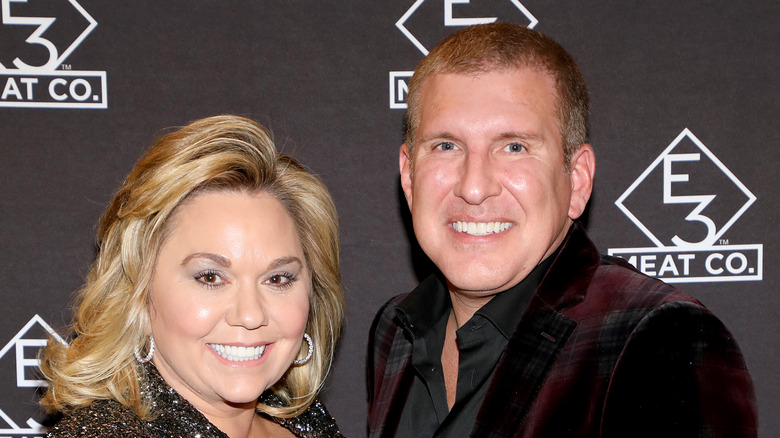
271,256,303,269
180,252,231,267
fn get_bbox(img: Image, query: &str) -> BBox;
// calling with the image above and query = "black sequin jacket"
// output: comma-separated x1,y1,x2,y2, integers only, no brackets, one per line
46,363,343,437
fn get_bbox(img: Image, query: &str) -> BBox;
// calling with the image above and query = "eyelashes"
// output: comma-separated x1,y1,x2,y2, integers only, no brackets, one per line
503,142,526,153
192,270,299,290
194,269,224,289
434,141,457,151
265,272,298,290
429,141,528,153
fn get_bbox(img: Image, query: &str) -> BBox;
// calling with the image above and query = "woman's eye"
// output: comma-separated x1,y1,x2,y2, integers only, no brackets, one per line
269,275,289,285
266,272,298,290
195,270,224,289
504,142,525,153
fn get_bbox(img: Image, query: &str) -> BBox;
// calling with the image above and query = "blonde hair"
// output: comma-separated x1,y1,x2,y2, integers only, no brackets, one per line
405,22,589,170
40,115,344,419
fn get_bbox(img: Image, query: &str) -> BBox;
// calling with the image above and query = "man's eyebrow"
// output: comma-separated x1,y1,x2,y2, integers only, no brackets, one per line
417,131,458,143
494,130,544,143
418,130,543,144
180,253,231,267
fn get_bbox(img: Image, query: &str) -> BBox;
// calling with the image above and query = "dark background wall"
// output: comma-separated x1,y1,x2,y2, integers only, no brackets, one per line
1,1,777,436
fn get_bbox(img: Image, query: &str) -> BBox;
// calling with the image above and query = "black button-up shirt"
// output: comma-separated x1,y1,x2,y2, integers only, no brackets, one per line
394,254,556,437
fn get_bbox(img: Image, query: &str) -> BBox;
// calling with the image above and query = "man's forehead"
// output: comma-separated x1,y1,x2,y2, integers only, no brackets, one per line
418,68,557,110
415,67,560,130
418,69,557,117
422,63,553,88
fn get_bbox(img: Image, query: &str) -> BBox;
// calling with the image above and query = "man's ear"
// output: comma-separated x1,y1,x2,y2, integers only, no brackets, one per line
400,143,413,208
568,143,595,220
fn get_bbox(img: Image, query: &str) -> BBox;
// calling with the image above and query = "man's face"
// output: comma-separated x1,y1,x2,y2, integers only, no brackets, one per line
400,68,593,299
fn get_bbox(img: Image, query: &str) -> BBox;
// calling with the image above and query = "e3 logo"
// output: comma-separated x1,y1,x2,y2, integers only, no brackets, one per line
0,0,107,108
609,129,762,283
397,0,538,56
0,315,67,436
389,0,538,109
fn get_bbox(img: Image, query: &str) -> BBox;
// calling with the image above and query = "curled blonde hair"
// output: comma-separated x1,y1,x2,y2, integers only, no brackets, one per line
40,115,344,419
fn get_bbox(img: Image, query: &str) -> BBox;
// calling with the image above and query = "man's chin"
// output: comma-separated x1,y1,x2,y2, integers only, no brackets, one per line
443,273,519,298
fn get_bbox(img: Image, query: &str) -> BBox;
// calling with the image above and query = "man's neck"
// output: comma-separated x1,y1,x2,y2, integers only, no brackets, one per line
441,311,460,410
448,291,494,329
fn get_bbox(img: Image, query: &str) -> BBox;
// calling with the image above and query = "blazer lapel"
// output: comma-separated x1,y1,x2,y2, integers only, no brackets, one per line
369,333,415,438
472,308,576,438
472,223,599,438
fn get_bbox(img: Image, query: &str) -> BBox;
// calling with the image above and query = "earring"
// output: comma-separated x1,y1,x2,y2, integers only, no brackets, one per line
134,335,155,364
294,333,313,365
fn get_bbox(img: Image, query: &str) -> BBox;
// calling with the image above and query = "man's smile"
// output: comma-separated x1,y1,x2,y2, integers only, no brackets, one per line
451,221,513,236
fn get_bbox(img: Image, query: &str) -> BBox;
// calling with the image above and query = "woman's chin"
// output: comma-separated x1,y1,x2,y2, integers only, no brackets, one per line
223,395,265,407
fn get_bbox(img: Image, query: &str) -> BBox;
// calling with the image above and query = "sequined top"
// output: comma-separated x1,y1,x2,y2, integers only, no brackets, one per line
46,364,343,437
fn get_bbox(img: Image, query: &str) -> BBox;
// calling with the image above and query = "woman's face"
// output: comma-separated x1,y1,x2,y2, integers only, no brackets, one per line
148,190,310,411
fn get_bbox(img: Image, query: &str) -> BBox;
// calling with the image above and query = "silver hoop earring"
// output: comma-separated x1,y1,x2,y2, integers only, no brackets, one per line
134,335,155,364
294,333,313,365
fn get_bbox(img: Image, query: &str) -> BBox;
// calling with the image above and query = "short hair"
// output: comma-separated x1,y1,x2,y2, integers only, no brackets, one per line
40,115,344,419
405,22,589,169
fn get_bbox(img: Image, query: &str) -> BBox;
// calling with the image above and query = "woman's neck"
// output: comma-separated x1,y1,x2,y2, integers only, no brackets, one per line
195,400,261,438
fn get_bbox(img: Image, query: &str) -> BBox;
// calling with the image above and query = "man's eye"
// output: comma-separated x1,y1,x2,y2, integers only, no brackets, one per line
435,141,457,151
504,142,525,153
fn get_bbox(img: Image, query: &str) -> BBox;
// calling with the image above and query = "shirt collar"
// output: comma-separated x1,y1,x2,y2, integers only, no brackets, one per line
395,272,450,340
395,244,561,341
476,249,558,339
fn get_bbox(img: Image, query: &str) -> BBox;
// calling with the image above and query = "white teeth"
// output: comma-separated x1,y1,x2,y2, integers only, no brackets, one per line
452,221,513,236
210,344,266,362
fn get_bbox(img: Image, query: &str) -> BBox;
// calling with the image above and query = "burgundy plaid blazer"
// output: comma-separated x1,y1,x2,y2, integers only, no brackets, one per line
367,224,757,437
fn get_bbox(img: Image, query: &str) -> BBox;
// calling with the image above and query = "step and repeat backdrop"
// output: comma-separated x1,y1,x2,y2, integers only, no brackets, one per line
1,1,777,436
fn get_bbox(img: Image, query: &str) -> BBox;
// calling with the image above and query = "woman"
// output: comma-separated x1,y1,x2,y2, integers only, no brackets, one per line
40,115,345,437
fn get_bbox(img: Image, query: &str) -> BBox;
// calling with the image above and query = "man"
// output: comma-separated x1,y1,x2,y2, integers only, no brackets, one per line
367,23,757,437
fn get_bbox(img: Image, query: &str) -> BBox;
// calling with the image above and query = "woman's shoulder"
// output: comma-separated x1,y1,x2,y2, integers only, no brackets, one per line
46,399,149,438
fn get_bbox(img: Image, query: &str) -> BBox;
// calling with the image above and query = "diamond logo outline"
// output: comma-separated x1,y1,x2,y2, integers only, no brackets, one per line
396,0,538,55
615,128,756,249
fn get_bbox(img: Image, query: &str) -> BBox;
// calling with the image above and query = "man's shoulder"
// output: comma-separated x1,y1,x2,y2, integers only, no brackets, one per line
367,292,415,403
370,272,445,334
559,252,707,327
46,399,148,438
594,253,698,302
370,292,409,339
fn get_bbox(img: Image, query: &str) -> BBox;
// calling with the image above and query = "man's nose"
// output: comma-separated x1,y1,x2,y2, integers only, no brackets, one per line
453,153,501,204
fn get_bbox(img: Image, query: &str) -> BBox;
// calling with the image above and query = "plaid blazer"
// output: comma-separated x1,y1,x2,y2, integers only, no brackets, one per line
367,223,757,438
